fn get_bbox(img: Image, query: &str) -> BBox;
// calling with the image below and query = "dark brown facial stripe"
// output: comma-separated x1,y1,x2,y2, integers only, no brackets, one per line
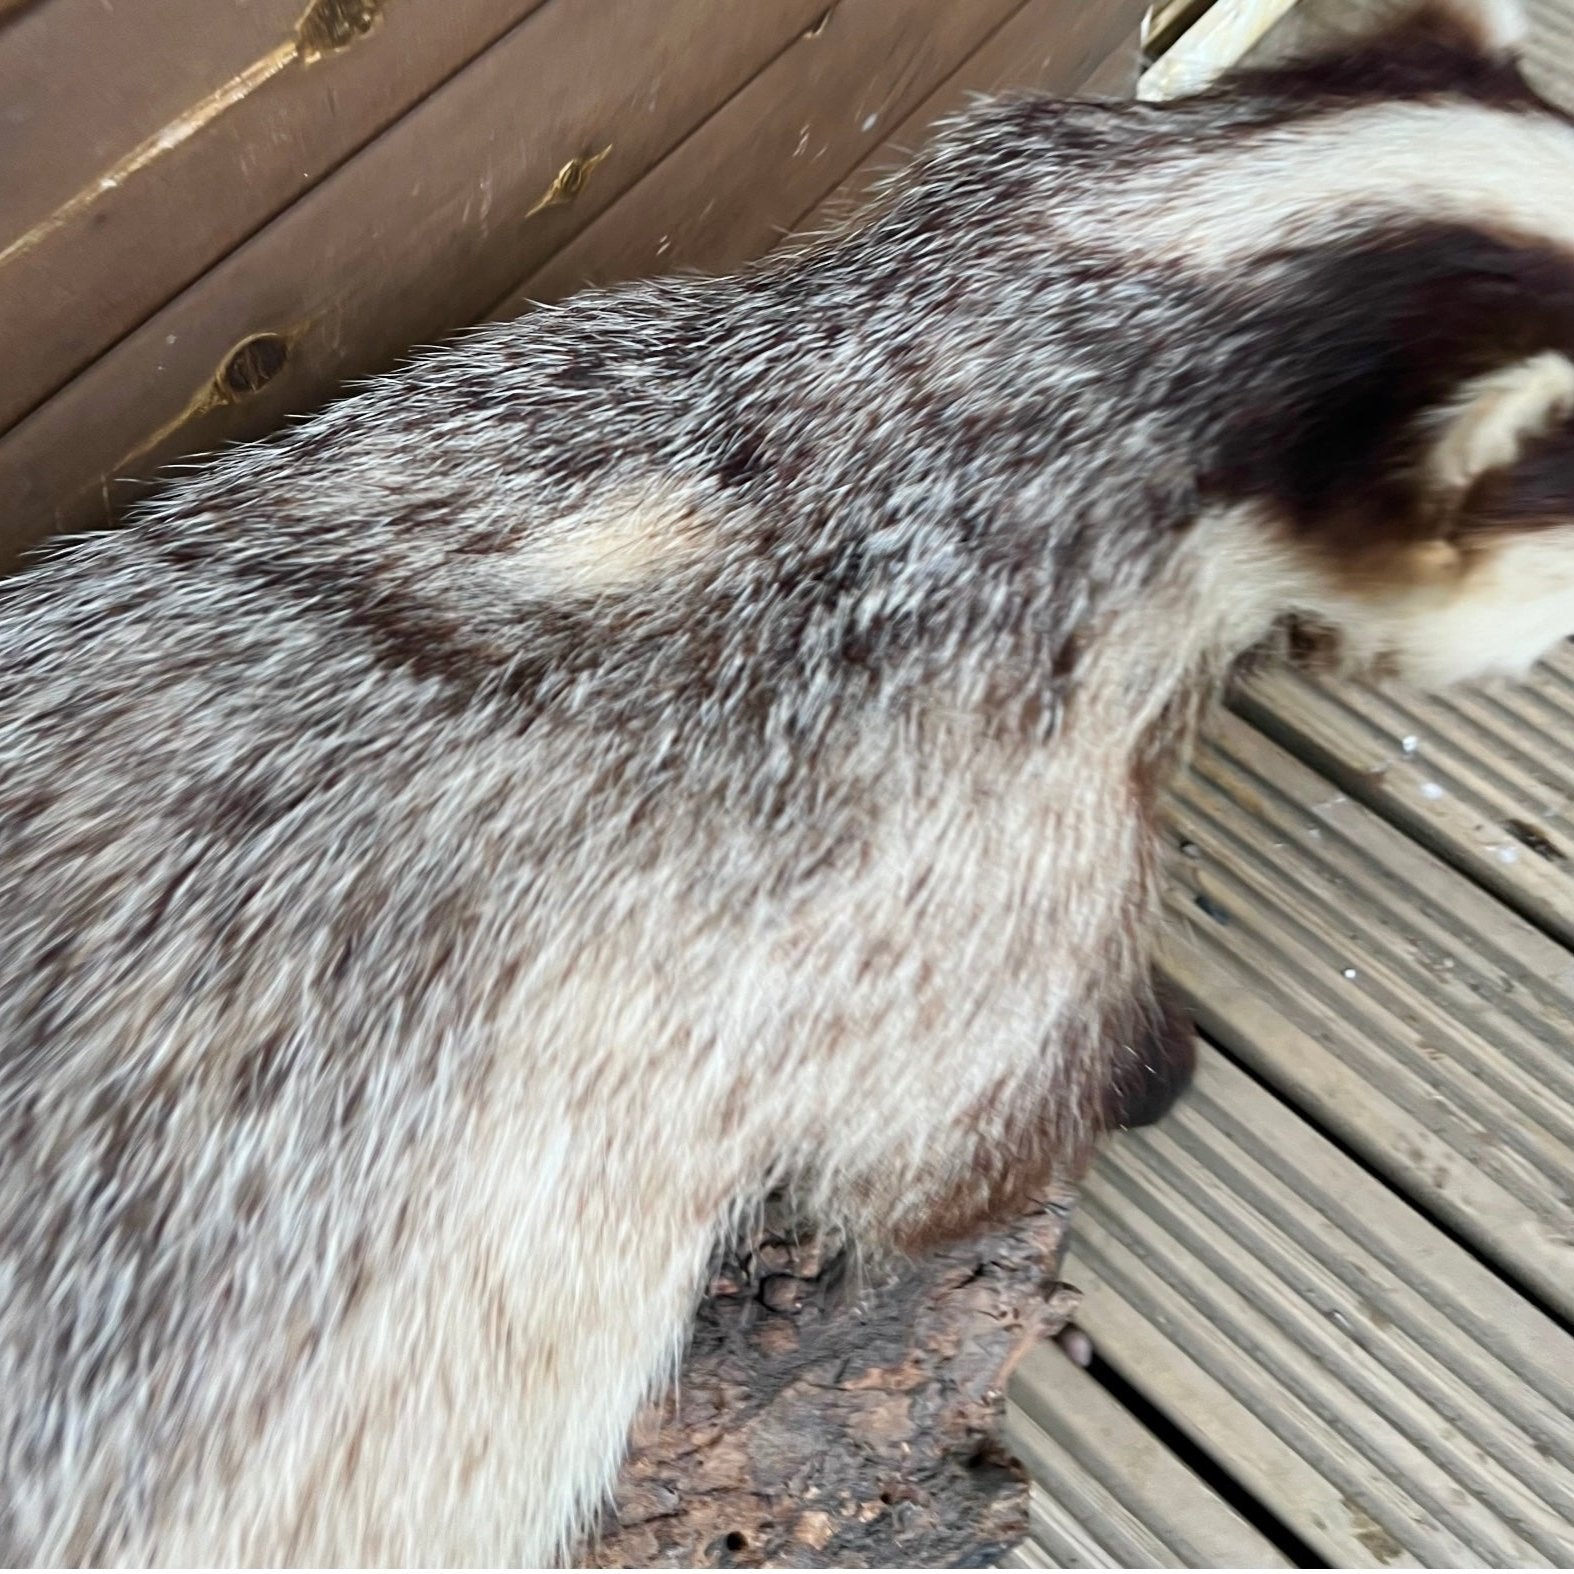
1202,223,1574,550
1209,3,1561,119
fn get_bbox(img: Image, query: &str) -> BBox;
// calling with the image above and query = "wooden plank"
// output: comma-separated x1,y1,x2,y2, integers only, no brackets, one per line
1160,709,1574,1317
1008,1433,1179,1568
490,0,1053,313
0,0,301,237
0,0,832,568
1070,1047,1574,1569
1077,24,1147,97
1006,1349,1292,1568
1138,0,1300,98
792,0,1148,240
0,0,552,431
1235,656,1574,948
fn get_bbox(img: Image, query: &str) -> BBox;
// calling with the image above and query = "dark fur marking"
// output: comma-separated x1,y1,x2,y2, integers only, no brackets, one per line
1206,224,1574,553
558,348,611,387
230,1032,292,1114
1099,979,1197,1132
884,1083,1079,1256
1283,614,1346,672
1226,42,1536,114
1216,2,1562,118
888,976,1191,1253
715,423,770,490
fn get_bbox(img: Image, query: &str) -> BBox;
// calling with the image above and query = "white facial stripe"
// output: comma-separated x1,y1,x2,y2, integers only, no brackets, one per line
1120,100,1574,270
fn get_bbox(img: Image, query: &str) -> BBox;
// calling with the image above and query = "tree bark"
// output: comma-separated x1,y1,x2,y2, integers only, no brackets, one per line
585,1194,1080,1569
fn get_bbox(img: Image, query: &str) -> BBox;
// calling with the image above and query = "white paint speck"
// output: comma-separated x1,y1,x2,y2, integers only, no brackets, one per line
1342,967,1359,980
1420,782,1444,800
861,113,879,132
1401,735,1419,754
1057,1326,1093,1367
1496,844,1521,864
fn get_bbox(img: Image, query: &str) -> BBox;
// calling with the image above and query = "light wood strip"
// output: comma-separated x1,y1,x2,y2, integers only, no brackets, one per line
1236,658,1574,949
1070,1048,1574,1569
1007,1417,1180,1568
1007,1349,1292,1568
1160,709,1574,1316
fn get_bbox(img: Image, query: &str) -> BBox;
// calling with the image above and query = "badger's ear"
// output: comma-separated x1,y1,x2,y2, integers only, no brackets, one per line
1387,355,1574,690
1426,352,1574,501
1424,354,1574,559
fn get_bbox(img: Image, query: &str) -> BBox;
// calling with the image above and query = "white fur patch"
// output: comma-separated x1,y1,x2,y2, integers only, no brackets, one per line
1390,528,1574,684
1305,526,1574,686
1427,350,1574,491
507,488,712,595
1123,99,1574,270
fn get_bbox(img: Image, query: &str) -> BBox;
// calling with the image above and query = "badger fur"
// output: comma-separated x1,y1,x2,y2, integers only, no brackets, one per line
3,0,1574,1562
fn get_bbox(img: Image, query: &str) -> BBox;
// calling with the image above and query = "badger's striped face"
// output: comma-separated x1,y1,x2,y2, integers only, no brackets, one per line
1171,0,1574,685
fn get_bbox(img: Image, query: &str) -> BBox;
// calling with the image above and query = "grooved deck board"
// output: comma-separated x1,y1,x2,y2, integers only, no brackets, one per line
1062,1048,1574,1570
1160,710,1574,1318
1236,655,1574,950
1004,1349,1292,1568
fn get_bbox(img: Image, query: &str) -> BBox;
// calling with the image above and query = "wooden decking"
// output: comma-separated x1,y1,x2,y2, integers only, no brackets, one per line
1007,653,1574,1567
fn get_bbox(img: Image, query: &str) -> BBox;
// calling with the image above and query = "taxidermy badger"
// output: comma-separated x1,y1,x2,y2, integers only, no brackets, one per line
3,0,1573,1562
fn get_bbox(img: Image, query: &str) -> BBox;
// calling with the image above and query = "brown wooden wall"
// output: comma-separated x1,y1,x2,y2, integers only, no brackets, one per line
0,0,1147,571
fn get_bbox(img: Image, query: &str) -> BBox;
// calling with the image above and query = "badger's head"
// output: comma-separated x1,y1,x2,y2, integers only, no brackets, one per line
1164,0,1574,686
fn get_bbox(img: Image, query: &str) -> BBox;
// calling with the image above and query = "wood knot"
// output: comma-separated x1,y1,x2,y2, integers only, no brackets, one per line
217,334,290,399
297,0,382,59
525,147,612,218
